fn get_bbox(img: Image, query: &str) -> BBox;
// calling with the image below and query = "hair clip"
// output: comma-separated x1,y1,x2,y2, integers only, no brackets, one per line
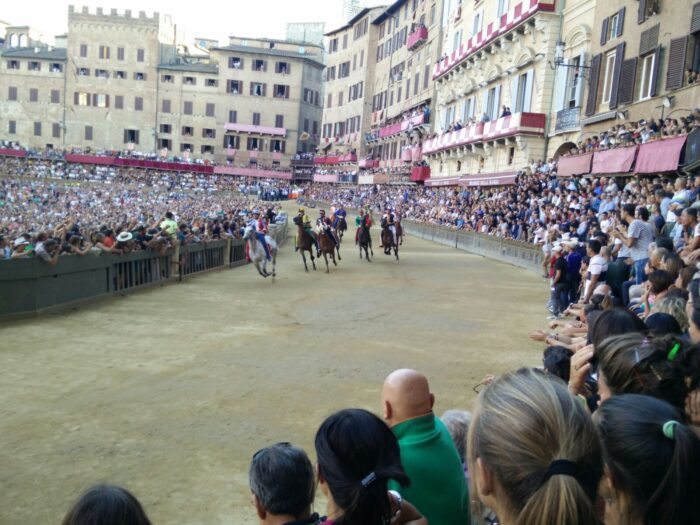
662,420,679,440
360,471,377,488
667,343,680,362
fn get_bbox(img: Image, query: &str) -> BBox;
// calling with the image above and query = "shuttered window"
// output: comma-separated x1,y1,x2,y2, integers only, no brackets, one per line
585,54,602,116
649,46,661,97
618,58,637,105
638,0,648,24
600,17,609,46
666,37,688,91
609,42,626,109
692,3,700,34
639,24,659,56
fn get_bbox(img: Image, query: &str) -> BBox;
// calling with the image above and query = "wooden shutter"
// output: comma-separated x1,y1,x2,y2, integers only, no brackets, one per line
617,7,626,37
639,24,659,56
666,37,688,91
73,92,79,105
650,46,662,97
600,17,609,46
638,0,647,24
692,3,700,34
609,42,626,109
618,58,638,105
585,54,602,116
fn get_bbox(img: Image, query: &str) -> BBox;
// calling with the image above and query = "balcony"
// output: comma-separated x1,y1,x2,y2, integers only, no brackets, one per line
554,107,581,134
366,113,427,144
313,153,357,165
223,123,286,137
422,112,546,155
291,157,314,167
407,26,428,51
433,0,556,81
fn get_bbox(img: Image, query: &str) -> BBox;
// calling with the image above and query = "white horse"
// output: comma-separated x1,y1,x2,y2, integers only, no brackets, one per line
243,226,278,280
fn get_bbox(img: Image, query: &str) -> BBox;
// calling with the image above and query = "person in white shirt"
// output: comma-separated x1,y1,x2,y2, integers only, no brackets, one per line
583,239,608,304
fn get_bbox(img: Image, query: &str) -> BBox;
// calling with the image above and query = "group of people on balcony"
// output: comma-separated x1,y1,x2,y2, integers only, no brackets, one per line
563,108,700,157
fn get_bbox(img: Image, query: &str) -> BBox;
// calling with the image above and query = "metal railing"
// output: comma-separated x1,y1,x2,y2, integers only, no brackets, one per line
0,220,288,320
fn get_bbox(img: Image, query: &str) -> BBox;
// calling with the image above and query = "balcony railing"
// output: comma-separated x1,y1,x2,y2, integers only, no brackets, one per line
313,153,357,165
366,113,427,144
422,112,546,155
433,0,556,81
554,107,581,134
407,26,428,51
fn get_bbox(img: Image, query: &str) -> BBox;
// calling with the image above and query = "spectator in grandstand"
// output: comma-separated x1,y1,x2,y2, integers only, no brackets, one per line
0,235,11,259
315,408,427,525
61,484,151,525
440,410,471,468
594,394,700,525
381,369,470,525
467,368,602,525
248,442,319,525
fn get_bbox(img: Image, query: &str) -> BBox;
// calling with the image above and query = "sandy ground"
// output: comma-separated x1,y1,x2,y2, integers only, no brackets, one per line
0,201,547,525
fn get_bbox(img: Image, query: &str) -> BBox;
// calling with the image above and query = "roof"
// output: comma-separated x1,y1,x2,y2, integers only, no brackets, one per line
158,62,219,74
373,0,407,24
0,47,67,60
211,44,324,68
325,6,387,36
227,35,323,50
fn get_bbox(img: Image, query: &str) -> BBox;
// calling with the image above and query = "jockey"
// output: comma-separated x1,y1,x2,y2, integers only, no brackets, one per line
333,204,347,229
250,209,271,261
317,209,339,250
355,208,371,243
296,207,319,253
381,206,397,246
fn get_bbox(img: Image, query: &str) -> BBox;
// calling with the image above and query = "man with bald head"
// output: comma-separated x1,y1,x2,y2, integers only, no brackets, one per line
382,369,471,525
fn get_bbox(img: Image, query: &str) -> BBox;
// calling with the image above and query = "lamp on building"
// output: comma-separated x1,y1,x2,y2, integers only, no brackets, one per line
662,95,675,109
548,41,591,77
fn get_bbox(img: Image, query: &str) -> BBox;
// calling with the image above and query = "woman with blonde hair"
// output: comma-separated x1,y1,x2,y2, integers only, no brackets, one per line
467,368,602,525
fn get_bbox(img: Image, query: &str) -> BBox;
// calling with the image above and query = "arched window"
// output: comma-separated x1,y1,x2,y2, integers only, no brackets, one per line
9,33,18,47
18,34,27,47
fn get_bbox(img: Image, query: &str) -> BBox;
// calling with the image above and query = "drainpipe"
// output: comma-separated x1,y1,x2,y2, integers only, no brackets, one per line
543,0,566,160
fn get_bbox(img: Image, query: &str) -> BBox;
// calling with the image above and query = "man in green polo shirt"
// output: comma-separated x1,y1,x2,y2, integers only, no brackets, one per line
382,369,471,525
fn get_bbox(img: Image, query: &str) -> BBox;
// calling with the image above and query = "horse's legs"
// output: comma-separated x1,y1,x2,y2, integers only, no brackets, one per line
394,245,399,261
301,250,308,272
323,252,330,273
310,248,317,271
336,243,341,261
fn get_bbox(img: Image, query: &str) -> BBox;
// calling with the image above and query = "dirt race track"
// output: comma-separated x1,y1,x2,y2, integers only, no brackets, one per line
0,202,547,525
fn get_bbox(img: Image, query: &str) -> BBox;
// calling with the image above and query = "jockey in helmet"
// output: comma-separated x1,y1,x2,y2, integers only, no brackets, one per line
381,206,397,246
317,209,339,250
250,209,271,261
333,203,347,229
296,207,319,252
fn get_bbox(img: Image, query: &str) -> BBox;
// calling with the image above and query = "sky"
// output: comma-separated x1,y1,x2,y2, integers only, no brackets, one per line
2,0,388,45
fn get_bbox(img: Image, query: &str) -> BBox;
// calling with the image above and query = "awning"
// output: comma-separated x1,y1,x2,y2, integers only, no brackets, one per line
0,148,27,158
313,173,338,183
557,153,593,177
635,136,687,174
459,172,518,187
592,145,637,174
424,176,461,187
410,166,431,182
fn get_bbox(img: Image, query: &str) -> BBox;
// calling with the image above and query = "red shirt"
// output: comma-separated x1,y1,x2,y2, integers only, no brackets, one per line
103,236,115,248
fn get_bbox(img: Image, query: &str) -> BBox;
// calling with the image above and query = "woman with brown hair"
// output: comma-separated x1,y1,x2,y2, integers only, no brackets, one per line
467,368,602,525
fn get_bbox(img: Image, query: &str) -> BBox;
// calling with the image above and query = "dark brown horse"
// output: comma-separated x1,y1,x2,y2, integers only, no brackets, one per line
318,226,339,273
381,226,399,260
293,216,316,272
358,218,373,262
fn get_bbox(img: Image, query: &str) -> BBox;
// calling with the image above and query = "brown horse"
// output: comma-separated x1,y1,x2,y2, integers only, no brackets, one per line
318,226,339,273
381,226,399,260
358,219,373,262
293,216,316,272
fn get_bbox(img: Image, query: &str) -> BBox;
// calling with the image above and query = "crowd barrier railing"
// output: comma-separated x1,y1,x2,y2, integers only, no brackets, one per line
0,222,288,320
315,201,542,273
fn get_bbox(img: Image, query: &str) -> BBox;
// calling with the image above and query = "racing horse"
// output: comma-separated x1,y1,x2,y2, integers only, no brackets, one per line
332,213,348,241
381,225,399,260
358,218,373,262
243,225,278,280
396,218,404,245
293,216,317,272
317,223,340,273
